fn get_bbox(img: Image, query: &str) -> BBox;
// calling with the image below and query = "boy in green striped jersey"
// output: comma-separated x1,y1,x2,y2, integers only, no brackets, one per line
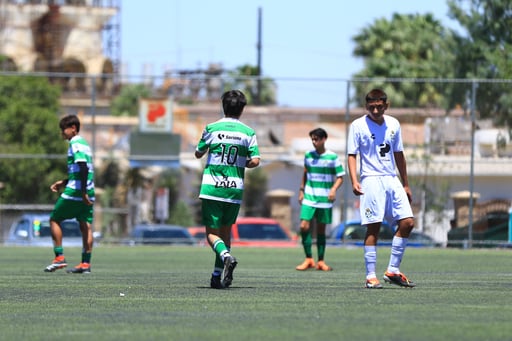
296,128,344,271
195,90,260,288
44,115,95,274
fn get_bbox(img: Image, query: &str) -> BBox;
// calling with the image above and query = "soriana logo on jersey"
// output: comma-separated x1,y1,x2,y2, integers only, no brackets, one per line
139,98,173,133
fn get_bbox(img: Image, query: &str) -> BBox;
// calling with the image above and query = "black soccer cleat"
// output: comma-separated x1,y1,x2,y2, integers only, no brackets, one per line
221,256,237,288
210,274,223,289
66,263,91,274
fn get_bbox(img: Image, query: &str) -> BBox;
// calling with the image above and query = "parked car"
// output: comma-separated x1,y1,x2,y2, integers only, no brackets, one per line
328,220,439,247
128,224,196,245
329,220,395,246
5,213,84,247
189,217,298,248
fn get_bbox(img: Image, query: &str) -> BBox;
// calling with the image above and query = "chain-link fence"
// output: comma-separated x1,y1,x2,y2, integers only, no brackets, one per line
1,72,511,247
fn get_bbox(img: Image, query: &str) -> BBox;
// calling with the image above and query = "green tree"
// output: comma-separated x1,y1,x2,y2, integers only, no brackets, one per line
351,13,458,109
0,76,66,204
110,83,151,116
95,159,120,189
169,200,195,227
226,64,277,105
448,0,512,127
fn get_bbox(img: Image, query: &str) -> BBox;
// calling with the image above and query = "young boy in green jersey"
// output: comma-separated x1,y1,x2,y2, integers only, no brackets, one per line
44,115,95,274
296,128,344,271
195,90,260,289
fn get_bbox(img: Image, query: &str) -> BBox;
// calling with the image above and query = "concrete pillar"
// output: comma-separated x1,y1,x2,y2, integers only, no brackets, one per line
450,190,480,228
0,4,47,71
265,189,294,233
60,6,117,61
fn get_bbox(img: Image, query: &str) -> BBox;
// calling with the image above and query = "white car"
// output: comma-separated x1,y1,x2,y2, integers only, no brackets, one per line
5,213,85,247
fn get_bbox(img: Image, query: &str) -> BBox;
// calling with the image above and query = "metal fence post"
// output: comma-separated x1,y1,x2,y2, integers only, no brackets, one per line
343,80,351,224
91,75,97,165
468,80,478,248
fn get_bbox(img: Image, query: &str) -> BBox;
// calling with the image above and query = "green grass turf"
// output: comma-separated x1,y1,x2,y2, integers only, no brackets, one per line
0,245,511,341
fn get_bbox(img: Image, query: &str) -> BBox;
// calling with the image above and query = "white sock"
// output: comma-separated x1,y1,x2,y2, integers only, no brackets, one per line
220,251,230,262
364,245,377,279
387,236,408,273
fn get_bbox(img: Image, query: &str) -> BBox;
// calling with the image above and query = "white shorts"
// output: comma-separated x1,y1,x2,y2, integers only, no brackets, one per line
359,176,413,226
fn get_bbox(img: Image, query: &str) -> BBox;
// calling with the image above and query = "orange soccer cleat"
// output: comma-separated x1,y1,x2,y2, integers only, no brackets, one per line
316,260,333,271
295,257,315,271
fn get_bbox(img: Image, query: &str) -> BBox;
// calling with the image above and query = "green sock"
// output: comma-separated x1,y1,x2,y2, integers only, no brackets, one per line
213,254,224,275
54,246,64,257
82,252,92,264
301,231,313,258
212,239,228,258
317,234,326,260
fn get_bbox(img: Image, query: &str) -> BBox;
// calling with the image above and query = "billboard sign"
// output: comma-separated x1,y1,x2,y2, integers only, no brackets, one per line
139,98,173,132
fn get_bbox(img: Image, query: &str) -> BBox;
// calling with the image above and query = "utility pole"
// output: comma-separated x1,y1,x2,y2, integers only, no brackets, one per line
256,7,262,105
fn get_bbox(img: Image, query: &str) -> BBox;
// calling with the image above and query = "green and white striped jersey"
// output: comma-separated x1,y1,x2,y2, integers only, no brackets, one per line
196,117,260,204
302,150,344,208
61,135,95,202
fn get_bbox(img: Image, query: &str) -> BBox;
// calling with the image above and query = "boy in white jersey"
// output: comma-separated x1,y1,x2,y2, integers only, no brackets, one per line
347,89,416,288
195,90,260,289
45,115,95,274
296,128,344,271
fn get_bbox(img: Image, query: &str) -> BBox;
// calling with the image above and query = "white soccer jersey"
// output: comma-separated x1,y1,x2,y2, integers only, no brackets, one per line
347,115,403,178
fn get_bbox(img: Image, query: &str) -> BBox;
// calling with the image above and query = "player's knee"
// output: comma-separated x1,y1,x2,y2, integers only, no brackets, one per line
397,217,414,236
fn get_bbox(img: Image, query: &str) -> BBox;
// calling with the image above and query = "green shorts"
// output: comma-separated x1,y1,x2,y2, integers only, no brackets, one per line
300,205,332,224
50,197,94,224
201,199,240,229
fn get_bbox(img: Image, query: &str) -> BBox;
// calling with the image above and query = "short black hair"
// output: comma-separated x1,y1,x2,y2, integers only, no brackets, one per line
365,89,388,103
59,115,81,132
309,127,328,139
221,90,247,118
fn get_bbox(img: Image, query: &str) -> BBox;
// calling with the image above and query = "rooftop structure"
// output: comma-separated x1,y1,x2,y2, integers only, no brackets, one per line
0,0,120,94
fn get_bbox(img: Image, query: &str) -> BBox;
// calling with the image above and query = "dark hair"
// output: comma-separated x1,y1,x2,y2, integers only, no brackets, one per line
309,127,328,139
365,89,388,103
221,90,247,117
59,115,81,132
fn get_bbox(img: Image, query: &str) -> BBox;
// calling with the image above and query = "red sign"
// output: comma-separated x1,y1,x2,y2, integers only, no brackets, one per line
139,98,173,132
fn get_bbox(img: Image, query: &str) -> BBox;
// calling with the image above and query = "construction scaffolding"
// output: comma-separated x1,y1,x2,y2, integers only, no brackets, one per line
0,0,121,91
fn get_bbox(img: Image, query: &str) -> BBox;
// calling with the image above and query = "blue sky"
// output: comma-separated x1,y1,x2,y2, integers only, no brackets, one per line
121,0,462,108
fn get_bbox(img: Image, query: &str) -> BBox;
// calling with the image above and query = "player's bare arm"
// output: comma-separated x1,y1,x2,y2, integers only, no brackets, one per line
298,167,307,203
245,157,260,168
50,179,68,192
328,176,344,201
195,150,207,159
348,154,363,195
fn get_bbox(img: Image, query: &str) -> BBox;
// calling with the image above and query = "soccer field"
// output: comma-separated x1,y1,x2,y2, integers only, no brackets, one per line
0,245,511,341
